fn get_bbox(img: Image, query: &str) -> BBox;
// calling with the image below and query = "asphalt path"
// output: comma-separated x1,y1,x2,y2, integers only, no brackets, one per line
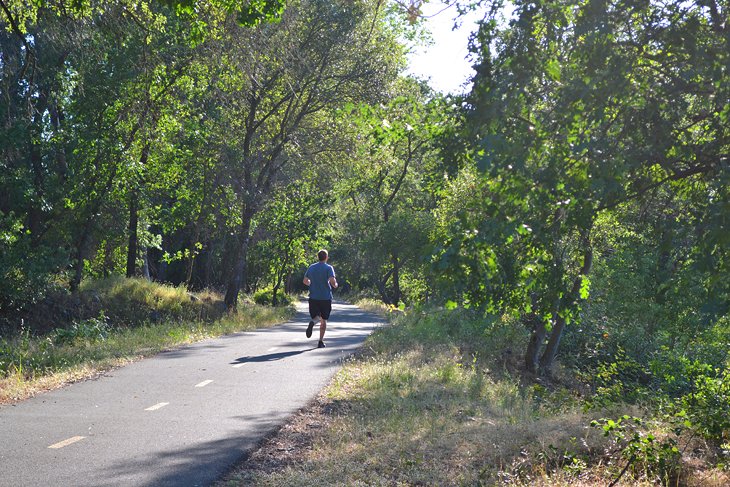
0,300,382,487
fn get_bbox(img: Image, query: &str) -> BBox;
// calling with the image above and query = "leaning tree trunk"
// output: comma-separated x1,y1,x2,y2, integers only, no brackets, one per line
539,231,594,372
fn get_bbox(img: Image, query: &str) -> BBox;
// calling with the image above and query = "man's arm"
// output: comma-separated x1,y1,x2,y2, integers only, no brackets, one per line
303,275,311,286
328,276,338,289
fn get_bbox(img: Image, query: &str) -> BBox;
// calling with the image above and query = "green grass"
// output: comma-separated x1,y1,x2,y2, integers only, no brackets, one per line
0,277,294,403
221,307,729,487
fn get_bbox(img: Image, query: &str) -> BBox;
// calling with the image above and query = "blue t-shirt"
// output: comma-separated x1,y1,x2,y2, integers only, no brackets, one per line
305,261,335,300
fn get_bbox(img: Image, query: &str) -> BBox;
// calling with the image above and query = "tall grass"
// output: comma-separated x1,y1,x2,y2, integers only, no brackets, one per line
78,276,223,324
221,307,729,486
0,277,294,403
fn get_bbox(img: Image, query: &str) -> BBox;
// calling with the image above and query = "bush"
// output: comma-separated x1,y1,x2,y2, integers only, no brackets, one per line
585,348,653,407
592,415,682,484
677,367,730,444
0,236,66,317
53,313,111,345
253,287,292,306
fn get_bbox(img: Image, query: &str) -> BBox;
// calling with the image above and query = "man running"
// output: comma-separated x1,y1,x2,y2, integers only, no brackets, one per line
303,249,338,348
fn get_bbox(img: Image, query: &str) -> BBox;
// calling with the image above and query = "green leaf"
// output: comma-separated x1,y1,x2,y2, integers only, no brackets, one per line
545,59,561,81
579,276,590,300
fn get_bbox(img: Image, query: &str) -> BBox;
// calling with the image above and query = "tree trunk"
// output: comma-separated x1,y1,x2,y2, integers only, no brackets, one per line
203,240,215,288
71,222,92,292
391,252,401,307
376,266,395,305
185,245,196,289
524,315,547,373
142,249,151,280
28,91,47,245
272,281,280,306
272,258,289,306
27,144,44,243
539,231,594,372
539,313,567,371
224,211,254,310
127,144,150,278
49,102,68,181
126,188,139,278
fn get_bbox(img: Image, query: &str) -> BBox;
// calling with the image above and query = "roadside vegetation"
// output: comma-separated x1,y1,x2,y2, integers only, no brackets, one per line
222,307,729,486
0,277,294,403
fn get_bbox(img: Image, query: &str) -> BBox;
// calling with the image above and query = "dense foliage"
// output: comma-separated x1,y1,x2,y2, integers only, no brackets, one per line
1,0,402,320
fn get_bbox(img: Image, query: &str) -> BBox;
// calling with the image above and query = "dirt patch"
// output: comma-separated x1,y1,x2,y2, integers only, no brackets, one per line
218,392,335,483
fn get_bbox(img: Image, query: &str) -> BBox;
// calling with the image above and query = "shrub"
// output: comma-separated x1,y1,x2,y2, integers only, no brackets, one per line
587,348,653,407
53,313,110,345
592,415,682,484
253,287,292,306
678,367,730,444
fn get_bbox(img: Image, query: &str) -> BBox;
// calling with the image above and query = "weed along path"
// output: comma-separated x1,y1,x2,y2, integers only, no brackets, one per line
0,301,382,487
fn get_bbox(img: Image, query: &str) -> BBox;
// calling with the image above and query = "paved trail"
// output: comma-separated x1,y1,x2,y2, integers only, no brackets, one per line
0,301,382,487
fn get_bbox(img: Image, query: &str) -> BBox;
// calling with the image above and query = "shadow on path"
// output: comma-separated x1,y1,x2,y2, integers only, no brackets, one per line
98,412,286,487
230,349,313,364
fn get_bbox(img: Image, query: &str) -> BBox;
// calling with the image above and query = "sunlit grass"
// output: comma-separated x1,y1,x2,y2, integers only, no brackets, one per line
353,297,397,319
79,276,223,324
228,353,603,485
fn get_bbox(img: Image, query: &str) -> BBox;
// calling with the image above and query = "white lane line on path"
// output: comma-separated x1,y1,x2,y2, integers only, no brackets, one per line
145,402,169,411
48,436,86,449
195,380,213,388
267,347,278,352
232,363,245,368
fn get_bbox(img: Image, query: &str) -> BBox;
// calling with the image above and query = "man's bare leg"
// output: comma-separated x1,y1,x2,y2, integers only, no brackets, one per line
318,318,327,347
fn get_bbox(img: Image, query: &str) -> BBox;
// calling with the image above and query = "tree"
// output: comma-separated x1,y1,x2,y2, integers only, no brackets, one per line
254,181,330,305
204,0,402,309
0,0,286,301
335,82,450,305
445,0,729,373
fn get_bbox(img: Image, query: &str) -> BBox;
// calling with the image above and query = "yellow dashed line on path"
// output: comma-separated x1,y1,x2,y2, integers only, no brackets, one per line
48,436,85,449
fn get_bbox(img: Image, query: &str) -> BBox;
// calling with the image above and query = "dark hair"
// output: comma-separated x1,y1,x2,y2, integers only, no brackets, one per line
318,249,328,261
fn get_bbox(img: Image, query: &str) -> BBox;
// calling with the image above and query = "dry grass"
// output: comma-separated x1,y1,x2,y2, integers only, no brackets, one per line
0,358,135,403
221,351,609,486
219,309,729,486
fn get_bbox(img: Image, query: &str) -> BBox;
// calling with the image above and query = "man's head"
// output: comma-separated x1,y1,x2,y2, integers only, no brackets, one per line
318,249,328,262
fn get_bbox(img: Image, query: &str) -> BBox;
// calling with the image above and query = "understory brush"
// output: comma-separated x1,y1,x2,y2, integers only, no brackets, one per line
223,306,729,486
253,286,293,306
0,277,294,403
353,297,401,318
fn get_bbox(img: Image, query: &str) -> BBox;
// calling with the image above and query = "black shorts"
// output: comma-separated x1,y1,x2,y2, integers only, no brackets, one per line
309,299,332,320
